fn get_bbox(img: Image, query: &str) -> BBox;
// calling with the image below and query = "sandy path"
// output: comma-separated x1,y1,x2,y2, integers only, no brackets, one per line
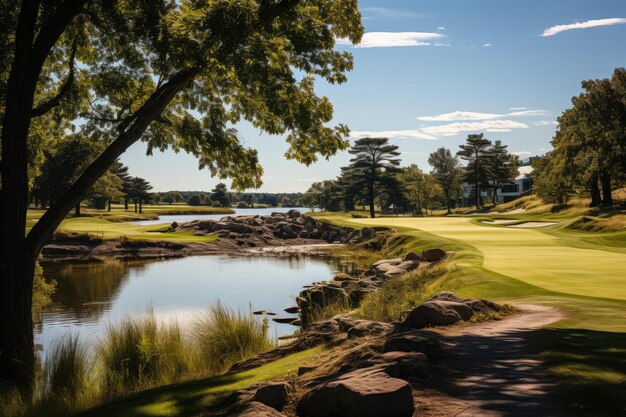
427,304,566,417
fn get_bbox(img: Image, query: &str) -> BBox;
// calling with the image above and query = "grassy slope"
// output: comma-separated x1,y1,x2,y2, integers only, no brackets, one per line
80,347,323,417
317,213,626,415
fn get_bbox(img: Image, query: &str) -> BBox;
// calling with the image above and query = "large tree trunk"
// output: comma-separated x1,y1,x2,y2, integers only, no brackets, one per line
139,199,143,214
589,176,602,207
108,199,112,211
75,201,81,216
368,183,375,218
600,172,613,207
124,197,128,210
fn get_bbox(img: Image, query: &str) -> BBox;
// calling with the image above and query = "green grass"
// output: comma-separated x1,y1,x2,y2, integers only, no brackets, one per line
53,217,218,243
315,213,626,415
79,347,323,417
192,303,274,374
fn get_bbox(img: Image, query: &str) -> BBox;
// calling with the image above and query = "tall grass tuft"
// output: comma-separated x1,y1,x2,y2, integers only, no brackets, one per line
192,303,274,374
98,310,190,397
41,333,91,413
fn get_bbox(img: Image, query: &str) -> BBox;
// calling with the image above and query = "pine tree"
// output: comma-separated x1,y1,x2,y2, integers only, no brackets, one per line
457,134,492,207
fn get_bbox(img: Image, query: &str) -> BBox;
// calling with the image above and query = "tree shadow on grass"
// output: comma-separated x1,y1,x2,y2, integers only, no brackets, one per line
78,373,245,417
528,328,626,417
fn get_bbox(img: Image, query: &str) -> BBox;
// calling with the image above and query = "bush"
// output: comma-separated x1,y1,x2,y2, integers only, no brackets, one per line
192,303,273,374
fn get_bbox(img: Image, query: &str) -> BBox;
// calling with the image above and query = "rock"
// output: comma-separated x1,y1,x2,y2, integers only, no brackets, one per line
372,258,403,267
225,401,287,417
427,291,464,303
383,331,442,359
333,273,355,282
296,367,414,417
421,248,447,262
366,351,431,380
402,252,422,262
403,300,474,328
248,382,291,410
360,227,375,237
272,317,299,325
287,209,301,218
298,366,315,376
283,306,299,314
346,320,394,338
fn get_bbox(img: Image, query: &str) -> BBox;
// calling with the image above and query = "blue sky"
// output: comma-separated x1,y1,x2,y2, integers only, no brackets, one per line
121,0,626,192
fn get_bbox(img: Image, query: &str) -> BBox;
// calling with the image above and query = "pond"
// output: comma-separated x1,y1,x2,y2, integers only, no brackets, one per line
131,207,311,226
37,253,350,358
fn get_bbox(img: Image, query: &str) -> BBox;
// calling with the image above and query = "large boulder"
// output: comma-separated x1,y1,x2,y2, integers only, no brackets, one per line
403,300,474,328
421,248,447,262
365,351,431,381
224,401,287,417
296,367,414,417
345,320,394,339
383,331,442,359
248,382,291,410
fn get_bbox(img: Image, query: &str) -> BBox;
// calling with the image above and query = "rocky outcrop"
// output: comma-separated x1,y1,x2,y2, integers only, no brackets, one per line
171,210,393,248
297,250,447,328
402,291,506,328
296,366,414,417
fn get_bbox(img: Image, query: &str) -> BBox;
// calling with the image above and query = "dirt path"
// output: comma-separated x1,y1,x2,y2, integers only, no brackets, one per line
419,304,566,417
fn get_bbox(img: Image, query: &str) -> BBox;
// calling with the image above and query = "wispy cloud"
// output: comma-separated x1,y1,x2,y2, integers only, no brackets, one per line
421,120,529,137
482,43,492,47
534,120,559,126
512,151,532,157
509,107,528,111
351,130,438,140
437,26,446,31
337,32,446,48
417,109,548,122
362,7,423,20
542,18,626,37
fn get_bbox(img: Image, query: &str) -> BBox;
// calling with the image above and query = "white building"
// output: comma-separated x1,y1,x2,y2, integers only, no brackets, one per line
461,165,534,206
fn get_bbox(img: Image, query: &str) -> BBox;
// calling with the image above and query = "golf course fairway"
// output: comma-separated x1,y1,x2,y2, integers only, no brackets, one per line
346,216,626,301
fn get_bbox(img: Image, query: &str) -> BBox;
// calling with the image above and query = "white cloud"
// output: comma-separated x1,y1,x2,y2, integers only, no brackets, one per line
482,43,492,47
421,120,529,137
509,107,528,111
417,109,547,122
337,32,445,48
437,26,446,31
350,130,438,140
512,151,532,157
362,7,421,19
542,18,626,37
534,120,559,126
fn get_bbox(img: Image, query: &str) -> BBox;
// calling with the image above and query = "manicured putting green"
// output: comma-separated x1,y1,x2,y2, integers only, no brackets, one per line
348,217,626,301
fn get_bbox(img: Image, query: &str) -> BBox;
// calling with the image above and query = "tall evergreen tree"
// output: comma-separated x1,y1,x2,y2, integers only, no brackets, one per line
428,147,462,213
457,134,492,207
210,183,231,208
341,137,402,218
486,141,520,205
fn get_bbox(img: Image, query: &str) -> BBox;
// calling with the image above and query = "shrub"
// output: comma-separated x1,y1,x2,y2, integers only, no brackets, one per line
192,303,273,374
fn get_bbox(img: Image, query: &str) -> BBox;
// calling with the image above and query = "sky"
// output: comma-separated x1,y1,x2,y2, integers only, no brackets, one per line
121,0,626,192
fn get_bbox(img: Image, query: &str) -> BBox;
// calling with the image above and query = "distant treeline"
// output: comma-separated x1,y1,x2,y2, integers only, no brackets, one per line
157,189,304,208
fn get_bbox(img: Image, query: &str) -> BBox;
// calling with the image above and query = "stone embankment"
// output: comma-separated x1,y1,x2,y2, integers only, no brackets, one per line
41,210,392,261
214,248,509,417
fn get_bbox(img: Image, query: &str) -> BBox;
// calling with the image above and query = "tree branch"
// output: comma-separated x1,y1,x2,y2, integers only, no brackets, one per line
27,67,199,254
31,41,77,117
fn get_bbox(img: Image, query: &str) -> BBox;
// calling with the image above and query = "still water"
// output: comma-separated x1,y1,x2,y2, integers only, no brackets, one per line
37,254,348,357
131,207,310,226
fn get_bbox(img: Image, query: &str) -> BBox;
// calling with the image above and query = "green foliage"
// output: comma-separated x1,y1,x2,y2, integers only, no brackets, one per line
192,303,273,374
187,194,202,206
32,263,56,321
209,183,231,208
457,133,492,207
398,164,443,215
358,267,449,322
540,68,626,206
341,137,404,217
428,147,463,213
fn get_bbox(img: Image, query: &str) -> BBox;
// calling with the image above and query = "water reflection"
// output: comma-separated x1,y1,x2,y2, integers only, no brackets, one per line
131,207,309,226
37,254,349,358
